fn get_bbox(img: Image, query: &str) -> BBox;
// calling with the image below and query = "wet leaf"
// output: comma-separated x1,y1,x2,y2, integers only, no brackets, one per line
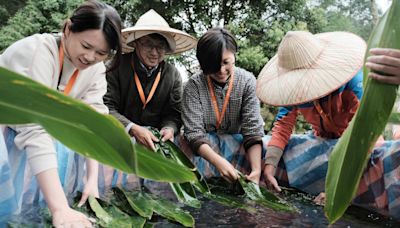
112,187,154,219
147,193,195,227
89,196,146,227
238,172,297,212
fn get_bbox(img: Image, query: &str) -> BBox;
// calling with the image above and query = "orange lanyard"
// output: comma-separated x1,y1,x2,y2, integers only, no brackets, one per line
58,40,79,95
207,73,234,130
313,94,339,132
132,60,161,109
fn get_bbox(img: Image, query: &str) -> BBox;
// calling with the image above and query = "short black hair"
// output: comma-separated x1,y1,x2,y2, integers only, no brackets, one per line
196,28,237,75
64,0,122,71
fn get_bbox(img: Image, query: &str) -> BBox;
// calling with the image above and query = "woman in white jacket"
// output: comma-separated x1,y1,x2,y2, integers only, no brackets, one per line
0,0,122,226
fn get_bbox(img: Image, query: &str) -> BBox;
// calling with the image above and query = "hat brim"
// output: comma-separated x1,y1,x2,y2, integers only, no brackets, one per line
122,26,197,55
256,32,366,106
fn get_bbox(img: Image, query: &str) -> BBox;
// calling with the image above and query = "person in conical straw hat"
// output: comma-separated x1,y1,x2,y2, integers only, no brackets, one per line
104,9,196,151
256,30,367,194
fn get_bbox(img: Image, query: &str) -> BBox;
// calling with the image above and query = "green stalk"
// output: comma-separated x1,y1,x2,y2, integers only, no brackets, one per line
324,0,400,223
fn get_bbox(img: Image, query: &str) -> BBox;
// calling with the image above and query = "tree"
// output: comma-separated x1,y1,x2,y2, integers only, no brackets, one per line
0,0,28,27
0,0,82,52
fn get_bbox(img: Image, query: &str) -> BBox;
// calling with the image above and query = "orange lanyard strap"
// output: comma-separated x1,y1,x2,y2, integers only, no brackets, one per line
58,39,79,95
313,94,339,133
131,60,162,109
207,73,235,130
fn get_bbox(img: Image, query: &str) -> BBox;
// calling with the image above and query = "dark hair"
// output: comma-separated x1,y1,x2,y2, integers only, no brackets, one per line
64,0,122,71
196,28,237,75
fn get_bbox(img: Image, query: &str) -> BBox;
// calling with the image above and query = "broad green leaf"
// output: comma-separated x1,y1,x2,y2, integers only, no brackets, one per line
150,128,210,193
90,196,146,228
164,140,210,194
325,1,400,223
170,182,202,208
147,193,195,227
150,128,203,207
0,66,136,173
134,144,196,182
0,67,196,183
112,187,154,219
237,172,296,212
88,196,113,224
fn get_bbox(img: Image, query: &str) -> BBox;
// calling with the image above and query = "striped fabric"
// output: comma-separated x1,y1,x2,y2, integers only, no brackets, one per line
179,133,400,220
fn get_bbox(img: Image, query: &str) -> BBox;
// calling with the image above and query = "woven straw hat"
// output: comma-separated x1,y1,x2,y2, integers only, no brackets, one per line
122,9,197,54
256,31,366,106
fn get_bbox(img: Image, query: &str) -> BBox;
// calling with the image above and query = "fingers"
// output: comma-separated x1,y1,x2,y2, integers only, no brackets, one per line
313,192,326,206
368,71,400,85
145,137,156,151
221,169,238,183
365,60,400,76
53,210,93,228
263,165,281,192
78,193,88,207
245,170,261,184
370,48,400,59
160,128,174,142
267,176,281,192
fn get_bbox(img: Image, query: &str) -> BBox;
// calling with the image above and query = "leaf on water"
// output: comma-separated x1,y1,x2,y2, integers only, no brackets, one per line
238,172,297,212
112,187,154,219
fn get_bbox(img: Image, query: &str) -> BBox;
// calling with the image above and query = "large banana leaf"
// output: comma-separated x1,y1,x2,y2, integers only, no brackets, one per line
324,1,400,223
0,67,195,183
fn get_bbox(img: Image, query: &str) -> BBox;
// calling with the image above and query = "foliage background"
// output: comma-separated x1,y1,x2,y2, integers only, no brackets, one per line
0,0,384,134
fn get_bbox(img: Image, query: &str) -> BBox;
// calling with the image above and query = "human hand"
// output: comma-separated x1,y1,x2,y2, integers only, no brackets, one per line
245,169,261,185
214,157,238,183
52,206,94,227
78,178,99,207
263,164,281,192
160,127,174,142
313,192,326,206
366,48,400,85
130,125,159,151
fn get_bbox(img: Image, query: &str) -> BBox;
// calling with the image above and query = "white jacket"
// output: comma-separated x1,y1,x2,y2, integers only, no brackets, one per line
0,33,108,175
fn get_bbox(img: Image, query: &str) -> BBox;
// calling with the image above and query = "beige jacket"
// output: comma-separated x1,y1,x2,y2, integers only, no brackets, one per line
0,33,108,175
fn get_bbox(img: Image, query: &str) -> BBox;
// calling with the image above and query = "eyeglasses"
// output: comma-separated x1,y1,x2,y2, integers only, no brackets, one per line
137,40,168,54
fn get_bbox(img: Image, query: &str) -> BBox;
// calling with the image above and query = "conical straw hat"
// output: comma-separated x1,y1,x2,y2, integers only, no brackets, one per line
121,9,197,54
256,31,366,106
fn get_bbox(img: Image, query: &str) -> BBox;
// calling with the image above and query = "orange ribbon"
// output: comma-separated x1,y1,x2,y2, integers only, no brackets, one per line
132,60,161,109
207,73,235,130
58,39,79,95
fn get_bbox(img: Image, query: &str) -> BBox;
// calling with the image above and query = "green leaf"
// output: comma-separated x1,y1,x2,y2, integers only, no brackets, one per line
0,67,196,183
169,182,202,208
150,128,204,207
112,187,154,219
325,1,400,223
0,66,136,173
146,192,195,227
237,172,297,212
88,196,113,224
89,196,146,228
164,140,210,194
134,144,196,182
